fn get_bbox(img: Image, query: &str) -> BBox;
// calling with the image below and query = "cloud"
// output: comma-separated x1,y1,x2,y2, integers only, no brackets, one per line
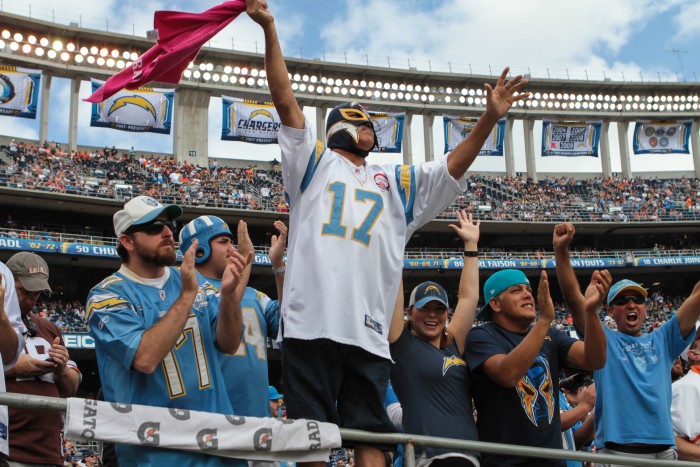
673,1,700,39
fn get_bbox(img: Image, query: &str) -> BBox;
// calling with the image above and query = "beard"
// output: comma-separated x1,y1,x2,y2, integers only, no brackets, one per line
134,240,177,266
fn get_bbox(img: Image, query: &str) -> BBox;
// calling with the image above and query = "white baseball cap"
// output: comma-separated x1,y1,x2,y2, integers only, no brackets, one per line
113,196,183,236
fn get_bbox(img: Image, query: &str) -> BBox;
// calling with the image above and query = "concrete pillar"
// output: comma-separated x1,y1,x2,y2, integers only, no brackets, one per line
173,88,211,166
599,121,612,178
423,113,435,162
504,117,515,178
616,122,631,179
68,76,81,152
316,106,328,144
38,72,52,145
402,113,413,165
691,119,700,179
523,119,537,182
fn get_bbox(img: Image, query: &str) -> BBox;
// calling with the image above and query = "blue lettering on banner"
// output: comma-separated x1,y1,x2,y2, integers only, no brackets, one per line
635,256,700,267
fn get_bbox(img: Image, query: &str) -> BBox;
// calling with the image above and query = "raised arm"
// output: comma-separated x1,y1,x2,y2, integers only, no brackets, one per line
131,242,200,373
553,223,586,331
566,270,610,371
247,0,304,129
268,220,288,306
217,249,254,354
447,210,480,355
235,220,254,298
446,67,529,179
675,281,700,337
388,281,405,344
482,271,555,387
0,276,19,364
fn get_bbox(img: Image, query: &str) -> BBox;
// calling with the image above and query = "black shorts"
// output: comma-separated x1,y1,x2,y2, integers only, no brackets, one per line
281,338,395,441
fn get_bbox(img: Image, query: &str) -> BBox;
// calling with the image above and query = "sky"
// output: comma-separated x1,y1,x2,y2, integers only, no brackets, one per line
1,0,699,174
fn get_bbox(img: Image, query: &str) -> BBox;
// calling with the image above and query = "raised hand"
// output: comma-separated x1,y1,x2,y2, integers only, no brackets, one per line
485,67,530,121
221,249,254,299
584,270,612,312
246,0,274,26
48,336,70,373
448,210,480,246
236,220,254,258
537,270,555,324
269,220,288,268
180,238,199,296
553,223,575,252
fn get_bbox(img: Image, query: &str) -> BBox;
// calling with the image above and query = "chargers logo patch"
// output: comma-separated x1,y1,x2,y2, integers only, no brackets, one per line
442,355,466,375
374,173,390,192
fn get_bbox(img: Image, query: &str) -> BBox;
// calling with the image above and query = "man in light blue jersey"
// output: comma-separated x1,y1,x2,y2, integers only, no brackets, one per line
179,215,287,420
86,196,251,466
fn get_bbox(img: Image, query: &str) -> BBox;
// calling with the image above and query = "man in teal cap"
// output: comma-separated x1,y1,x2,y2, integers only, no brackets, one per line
466,269,608,467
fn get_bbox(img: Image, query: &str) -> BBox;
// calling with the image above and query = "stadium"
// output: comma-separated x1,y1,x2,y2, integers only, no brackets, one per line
0,4,699,466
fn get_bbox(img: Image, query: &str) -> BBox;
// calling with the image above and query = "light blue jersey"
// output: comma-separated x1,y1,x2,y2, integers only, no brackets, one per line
87,266,244,466
198,272,280,418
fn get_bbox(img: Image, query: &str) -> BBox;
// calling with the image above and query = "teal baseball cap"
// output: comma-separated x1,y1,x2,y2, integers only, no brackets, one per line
607,279,647,305
477,269,531,321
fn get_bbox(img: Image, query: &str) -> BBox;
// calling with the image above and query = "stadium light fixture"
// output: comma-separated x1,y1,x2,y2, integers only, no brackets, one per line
241,67,249,75
13,33,22,42
66,43,75,52
193,70,201,79
117,60,125,69
199,63,206,71
111,49,119,58
21,44,31,53
221,74,229,83
257,78,265,86
0,40,4,49
130,52,138,61
96,57,105,66
9,41,19,51
34,47,44,57
398,92,404,99
106,58,115,67
212,73,220,82
74,54,83,63
99,47,108,57
1,30,9,39
27,35,37,44
183,69,192,78
202,71,211,80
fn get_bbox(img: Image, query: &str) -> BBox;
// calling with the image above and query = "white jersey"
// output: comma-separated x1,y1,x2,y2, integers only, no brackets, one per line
671,368,700,446
279,120,466,359
1,261,26,456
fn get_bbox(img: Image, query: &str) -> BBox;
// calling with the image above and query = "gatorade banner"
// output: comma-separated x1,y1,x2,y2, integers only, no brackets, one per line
443,116,505,155
221,96,281,143
368,111,405,153
633,120,692,154
542,121,601,157
90,79,174,134
0,66,41,119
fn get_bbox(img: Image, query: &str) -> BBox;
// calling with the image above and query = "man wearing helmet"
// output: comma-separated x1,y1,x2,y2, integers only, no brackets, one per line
179,215,288,421
247,1,528,465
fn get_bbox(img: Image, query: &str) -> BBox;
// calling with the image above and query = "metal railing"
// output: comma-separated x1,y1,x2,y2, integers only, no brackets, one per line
0,392,694,467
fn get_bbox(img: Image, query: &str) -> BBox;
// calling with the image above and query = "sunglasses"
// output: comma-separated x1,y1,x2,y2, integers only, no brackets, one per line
125,219,176,235
610,295,646,306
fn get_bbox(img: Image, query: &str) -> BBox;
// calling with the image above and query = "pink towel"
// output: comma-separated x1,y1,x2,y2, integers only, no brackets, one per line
86,0,246,103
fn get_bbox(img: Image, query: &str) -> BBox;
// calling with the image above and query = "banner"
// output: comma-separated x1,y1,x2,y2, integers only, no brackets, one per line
443,116,505,155
634,256,700,267
633,120,692,154
90,80,174,134
0,66,41,119
221,97,281,143
542,121,601,157
368,111,404,153
543,258,627,269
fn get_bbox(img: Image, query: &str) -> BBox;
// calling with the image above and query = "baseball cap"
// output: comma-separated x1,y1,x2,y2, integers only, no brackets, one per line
113,196,182,236
606,279,647,305
6,252,51,295
82,449,96,459
477,269,530,321
268,385,284,400
408,281,449,310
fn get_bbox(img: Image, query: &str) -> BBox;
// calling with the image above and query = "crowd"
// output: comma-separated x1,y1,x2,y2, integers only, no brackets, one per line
2,140,700,223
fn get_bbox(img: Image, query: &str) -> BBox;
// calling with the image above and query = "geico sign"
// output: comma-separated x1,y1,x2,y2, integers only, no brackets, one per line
63,334,95,349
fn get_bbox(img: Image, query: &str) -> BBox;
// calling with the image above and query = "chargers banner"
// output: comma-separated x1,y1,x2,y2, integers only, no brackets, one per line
90,79,173,134
368,111,404,153
0,66,41,119
542,121,601,157
443,116,505,155
633,120,692,154
221,96,281,143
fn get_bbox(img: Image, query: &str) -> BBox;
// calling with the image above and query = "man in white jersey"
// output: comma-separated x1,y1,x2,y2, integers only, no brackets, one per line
247,1,528,465
671,336,700,460
0,260,25,464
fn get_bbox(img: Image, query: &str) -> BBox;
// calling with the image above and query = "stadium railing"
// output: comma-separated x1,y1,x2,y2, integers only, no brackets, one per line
0,392,693,467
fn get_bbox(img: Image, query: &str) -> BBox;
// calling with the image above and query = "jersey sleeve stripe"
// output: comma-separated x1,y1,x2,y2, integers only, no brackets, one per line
300,140,326,193
395,164,416,225
86,295,131,320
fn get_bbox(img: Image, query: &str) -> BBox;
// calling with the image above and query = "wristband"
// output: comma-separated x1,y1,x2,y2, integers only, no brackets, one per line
463,250,479,257
272,266,286,275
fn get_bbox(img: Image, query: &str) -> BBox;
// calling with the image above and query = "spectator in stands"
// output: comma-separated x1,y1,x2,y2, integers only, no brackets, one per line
5,252,81,466
0,259,25,464
389,210,481,466
465,265,608,467
559,372,596,467
86,196,251,466
671,336,700,461
555,224,700,464
268,385,284,418
247,2,527,465
78,449,99,467
672,356,686,382
178,215,286,419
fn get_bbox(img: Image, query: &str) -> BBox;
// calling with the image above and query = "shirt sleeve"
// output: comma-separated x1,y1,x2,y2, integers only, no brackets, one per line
465,325,503,372
395,156,467,237
278,118,327,203
551,328,577,366
1,263,25,370
86,285,143,371
259,292,280,340
663,315,695,359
